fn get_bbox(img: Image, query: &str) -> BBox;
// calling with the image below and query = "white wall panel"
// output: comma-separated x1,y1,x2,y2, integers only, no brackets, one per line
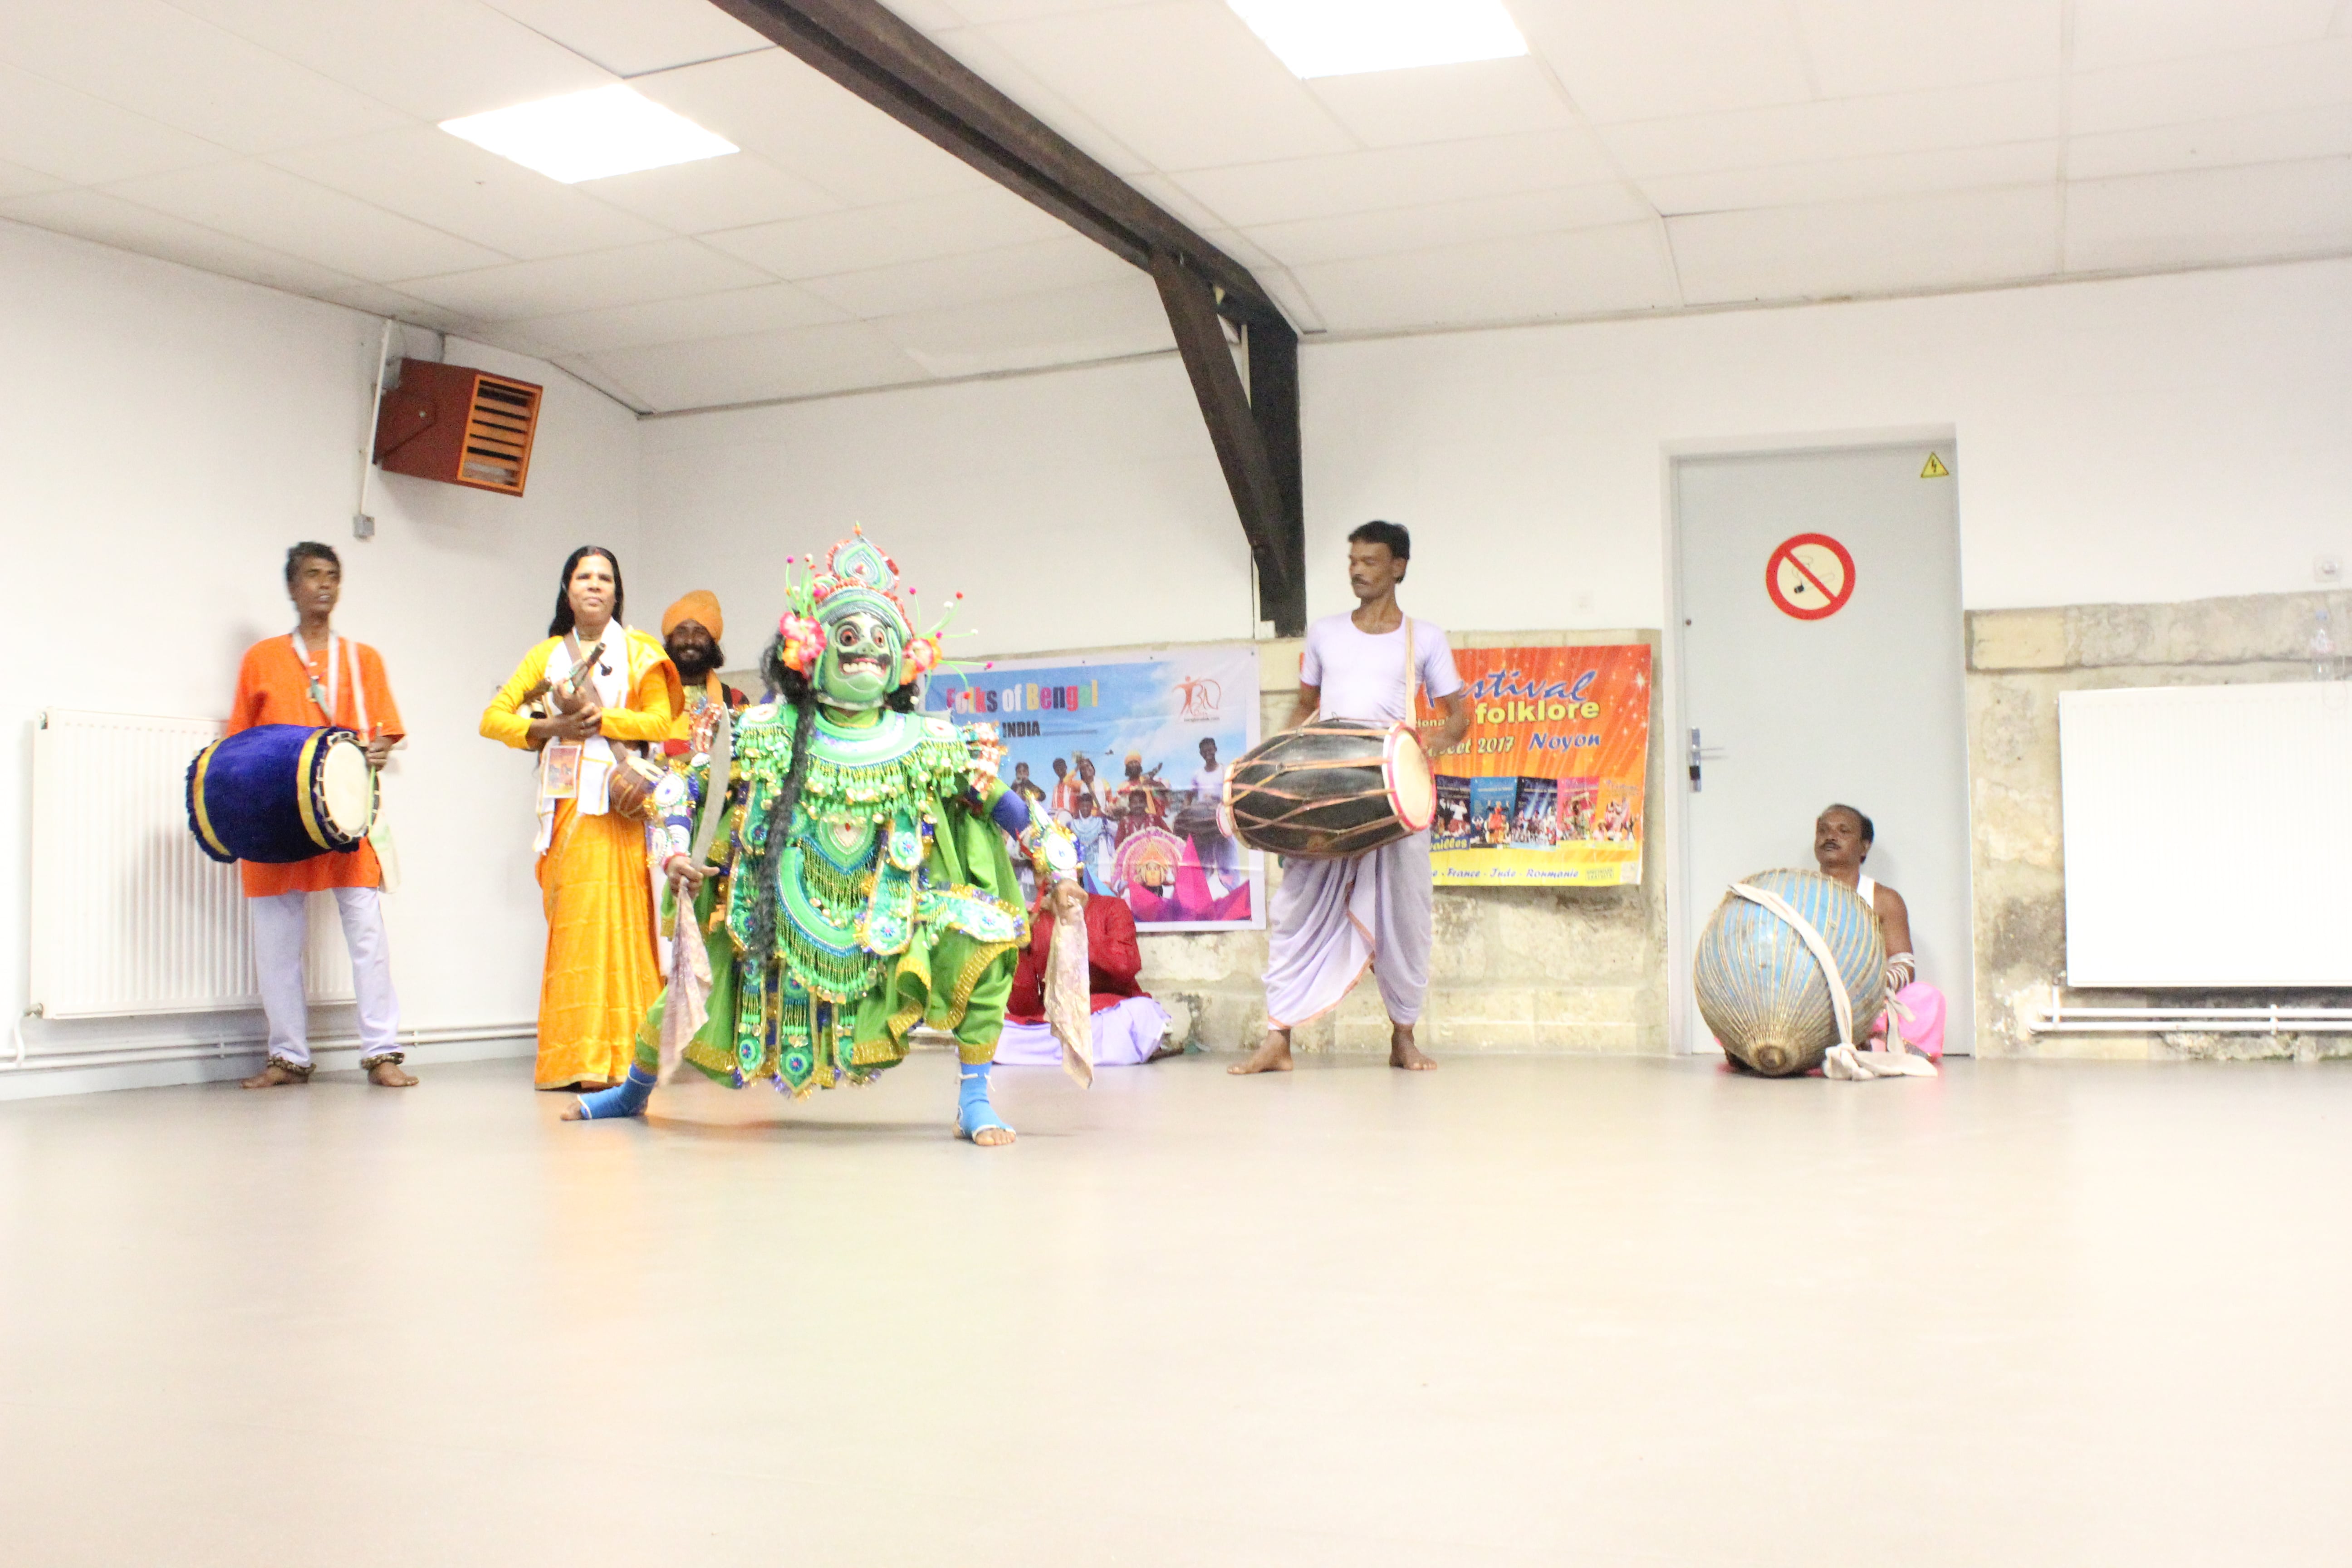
2060,684,2352,986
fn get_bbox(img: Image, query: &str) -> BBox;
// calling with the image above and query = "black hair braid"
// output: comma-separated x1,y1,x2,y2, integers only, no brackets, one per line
739,630,925,957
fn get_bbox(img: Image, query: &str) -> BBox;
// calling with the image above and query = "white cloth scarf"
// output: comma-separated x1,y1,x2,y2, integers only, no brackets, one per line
289,628,369,735
534,624,632,853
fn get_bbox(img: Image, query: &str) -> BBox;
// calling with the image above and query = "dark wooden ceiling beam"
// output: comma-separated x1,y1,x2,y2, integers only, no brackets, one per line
708,0,1284,327
707,0,1308,632
1154,251,1303,634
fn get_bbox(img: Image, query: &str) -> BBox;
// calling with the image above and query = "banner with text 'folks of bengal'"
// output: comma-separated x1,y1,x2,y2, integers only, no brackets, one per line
1414,644,1653,887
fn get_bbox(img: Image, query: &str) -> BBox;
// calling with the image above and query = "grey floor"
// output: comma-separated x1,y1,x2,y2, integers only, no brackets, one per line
2,1052,2348,1566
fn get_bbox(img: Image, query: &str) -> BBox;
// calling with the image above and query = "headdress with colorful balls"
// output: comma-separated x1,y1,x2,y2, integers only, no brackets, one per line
775,526,956,680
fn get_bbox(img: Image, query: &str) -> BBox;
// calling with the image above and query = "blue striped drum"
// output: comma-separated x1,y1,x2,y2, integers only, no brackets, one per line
1695,868,1886,1076
186,724,377,865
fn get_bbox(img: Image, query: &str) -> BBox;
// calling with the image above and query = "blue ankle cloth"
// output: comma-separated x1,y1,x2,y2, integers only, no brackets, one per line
573,1064,657,1120
956,1062,1012,1141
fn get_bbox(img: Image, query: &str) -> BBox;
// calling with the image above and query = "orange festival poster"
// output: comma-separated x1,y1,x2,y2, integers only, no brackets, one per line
1414,644,1654,886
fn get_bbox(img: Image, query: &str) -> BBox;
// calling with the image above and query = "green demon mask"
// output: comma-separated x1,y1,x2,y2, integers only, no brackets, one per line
816,605,905,711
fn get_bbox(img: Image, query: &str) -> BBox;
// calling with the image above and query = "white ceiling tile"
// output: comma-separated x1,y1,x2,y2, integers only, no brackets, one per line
1242,184,1654,267
872,275,1174,377
2064,156,2352,272
932,0,1138,20
2072,0,2341,74
1639,141,2060,215
1667,182,2060,304
1192,225,1284,272
1790,0,2061,97
166,0,616,121
920,24,1153,175
0,159,65,200
267,128,670,260
974,2,1358,170
473,0,775,77
575,152,844,234
1168,129,1623,229
310,280,480,333
1303,55,1581,148
0,0,409,153
492,282,848,356
0,186,365,296
101,161,509,282
1287,220,1681,333
1599,78,2063,178
1253,265,1328,334
583,320,932,410
0,64,235,184
632,49,992,206
2071,38,2352,135
795,233,1135,317
2068,106,2352,181
1517,0,1816,123
548,353,655,412
393,238,775,318
702,189,1072,279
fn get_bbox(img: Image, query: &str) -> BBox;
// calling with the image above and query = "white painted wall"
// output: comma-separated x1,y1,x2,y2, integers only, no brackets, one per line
1309,258,2352,626
0,220,639,1065
635,356,1259,663
640,258,2351,653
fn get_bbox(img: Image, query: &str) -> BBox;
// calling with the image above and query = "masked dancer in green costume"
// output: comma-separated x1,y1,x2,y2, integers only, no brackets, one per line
564,529,1087,1145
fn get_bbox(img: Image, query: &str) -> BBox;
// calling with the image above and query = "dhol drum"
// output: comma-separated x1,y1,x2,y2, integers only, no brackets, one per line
1694,868,1886,1077
187,724,377,864
1220,719,1436,859
604,749,667,820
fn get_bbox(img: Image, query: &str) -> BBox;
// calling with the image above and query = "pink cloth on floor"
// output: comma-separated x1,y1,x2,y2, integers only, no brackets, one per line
1870,980,1946,1061
994,995,1172,1067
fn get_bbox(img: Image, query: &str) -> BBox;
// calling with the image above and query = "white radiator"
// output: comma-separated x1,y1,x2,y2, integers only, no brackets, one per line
2059,682,2352,987
29,708,354,1019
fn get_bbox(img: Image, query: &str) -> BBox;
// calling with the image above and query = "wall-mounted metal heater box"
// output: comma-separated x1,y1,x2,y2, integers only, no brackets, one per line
372,358,543,496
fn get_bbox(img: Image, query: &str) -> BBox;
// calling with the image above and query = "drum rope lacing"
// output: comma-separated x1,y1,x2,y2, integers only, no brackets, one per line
1726,880,1857,1050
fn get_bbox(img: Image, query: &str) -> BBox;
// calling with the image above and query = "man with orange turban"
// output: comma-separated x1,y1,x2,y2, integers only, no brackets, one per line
661,590,749,740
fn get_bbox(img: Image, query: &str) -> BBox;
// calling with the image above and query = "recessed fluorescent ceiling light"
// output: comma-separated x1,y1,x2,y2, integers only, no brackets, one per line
439,85,736,183
1227,0,1528,78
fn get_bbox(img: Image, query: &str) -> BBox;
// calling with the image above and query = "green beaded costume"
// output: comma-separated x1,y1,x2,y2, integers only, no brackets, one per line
648,703,1042,1096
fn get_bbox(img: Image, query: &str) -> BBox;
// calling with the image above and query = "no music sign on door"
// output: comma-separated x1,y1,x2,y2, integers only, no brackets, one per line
1765,533,1855,621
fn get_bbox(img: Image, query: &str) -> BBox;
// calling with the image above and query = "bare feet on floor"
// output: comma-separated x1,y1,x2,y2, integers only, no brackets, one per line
240,1060,310,1090
1229,1027,1294,1074
1389,1023,1437,1071
366,1059,418,1088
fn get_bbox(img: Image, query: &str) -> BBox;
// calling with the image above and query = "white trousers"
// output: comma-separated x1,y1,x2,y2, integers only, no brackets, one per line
250,887,401,1066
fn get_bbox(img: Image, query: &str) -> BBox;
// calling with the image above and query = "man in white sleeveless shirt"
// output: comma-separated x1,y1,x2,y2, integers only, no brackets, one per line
1233,522,1470,1074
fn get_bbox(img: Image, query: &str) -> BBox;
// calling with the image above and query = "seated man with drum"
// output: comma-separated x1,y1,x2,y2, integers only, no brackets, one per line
1813,804,1945,1061
1231,520,1470,1074
228,543,412,1089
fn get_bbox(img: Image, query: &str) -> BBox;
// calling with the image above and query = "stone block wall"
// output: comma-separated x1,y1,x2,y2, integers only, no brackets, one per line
1968,589,2352,1059
1141,630,1669,1057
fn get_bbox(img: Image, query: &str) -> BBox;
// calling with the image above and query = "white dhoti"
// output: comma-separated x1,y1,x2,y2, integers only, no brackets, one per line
250,886,402,1067
994,995,1172,1067
1262,830,1431,1029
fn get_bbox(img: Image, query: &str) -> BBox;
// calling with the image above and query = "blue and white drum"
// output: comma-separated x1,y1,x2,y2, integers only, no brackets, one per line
186,724,377,864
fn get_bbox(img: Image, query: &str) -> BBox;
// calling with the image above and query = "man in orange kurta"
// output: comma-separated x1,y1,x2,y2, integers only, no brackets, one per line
233,543,414,1089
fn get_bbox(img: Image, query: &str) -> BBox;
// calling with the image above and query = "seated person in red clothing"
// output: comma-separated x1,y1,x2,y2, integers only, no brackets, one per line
994,888,1180,1067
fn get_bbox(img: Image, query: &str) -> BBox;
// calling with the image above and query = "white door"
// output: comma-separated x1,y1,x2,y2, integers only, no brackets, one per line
1675,443,1973,1053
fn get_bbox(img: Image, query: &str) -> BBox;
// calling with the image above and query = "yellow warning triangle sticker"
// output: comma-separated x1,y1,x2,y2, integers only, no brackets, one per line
1920,452,1950,478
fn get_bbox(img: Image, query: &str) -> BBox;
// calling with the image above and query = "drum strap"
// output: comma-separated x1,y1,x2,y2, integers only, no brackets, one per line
291,630,368,736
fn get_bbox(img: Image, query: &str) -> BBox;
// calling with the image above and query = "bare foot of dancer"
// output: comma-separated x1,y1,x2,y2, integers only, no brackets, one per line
365,1058,418,1088
240,1059,311,1090
1230,1026,1294,1074
1389,1022,1437,1071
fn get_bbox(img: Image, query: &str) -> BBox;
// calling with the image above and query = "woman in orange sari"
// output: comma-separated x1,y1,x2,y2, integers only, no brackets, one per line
481,547,681,1089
